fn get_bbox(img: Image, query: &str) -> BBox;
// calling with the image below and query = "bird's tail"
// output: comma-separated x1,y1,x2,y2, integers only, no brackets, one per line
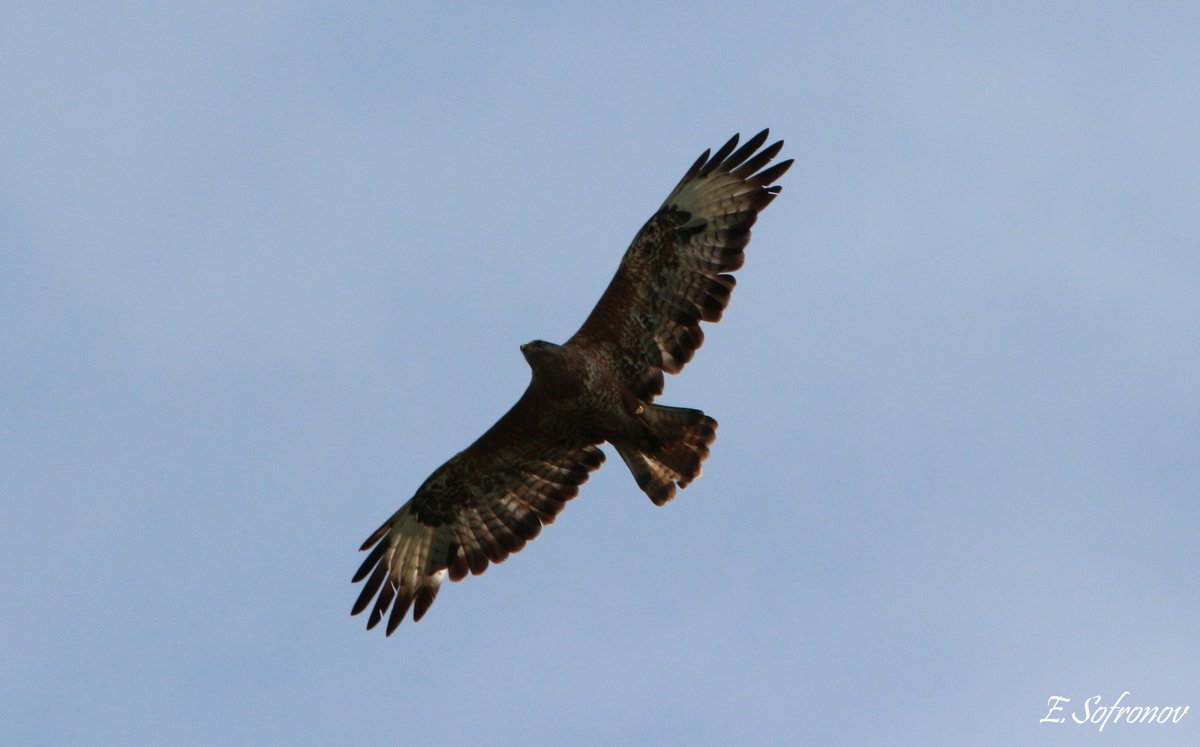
614,405,717,506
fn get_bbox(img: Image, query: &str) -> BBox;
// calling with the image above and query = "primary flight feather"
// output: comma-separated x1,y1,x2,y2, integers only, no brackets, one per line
352,130,792,634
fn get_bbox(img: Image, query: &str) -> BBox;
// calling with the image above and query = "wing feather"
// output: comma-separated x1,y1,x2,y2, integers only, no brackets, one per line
568,129,792,399
351,389,605,633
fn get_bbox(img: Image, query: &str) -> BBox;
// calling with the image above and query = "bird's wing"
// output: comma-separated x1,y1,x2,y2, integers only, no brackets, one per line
568,130,792,401
351,388,604,634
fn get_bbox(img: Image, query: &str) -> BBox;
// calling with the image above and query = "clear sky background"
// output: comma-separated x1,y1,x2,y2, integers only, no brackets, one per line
3,3,1198,745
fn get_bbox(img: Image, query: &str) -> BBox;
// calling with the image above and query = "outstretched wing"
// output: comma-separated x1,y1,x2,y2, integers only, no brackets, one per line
351,389,604,634
569,130,792,400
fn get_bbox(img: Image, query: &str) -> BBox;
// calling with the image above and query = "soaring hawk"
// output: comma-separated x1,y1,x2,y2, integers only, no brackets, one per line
352,130,792,634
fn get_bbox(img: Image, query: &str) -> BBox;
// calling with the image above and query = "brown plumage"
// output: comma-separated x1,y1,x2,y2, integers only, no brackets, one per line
352,130,792,634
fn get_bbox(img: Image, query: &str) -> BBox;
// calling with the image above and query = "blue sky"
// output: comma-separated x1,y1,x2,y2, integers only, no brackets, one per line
3,3,1198,745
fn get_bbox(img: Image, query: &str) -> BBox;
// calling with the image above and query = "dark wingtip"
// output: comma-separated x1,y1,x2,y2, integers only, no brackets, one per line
700,133,741,177
413,583,439,622
359,521,391,552
351,564,388,617
753,158,793,187
386,591,414,635
723,129,770,172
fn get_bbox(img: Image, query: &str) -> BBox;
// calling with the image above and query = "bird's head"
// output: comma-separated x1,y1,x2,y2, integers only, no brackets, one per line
520,339,562,370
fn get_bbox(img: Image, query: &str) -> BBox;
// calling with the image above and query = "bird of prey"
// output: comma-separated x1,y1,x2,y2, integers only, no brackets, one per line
352,130,791,634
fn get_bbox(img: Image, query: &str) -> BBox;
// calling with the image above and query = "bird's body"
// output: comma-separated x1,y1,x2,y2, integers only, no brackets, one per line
352,130,792,634
521,340,668,450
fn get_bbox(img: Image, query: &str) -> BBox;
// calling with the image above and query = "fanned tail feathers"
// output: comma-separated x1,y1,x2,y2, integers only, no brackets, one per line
616,405,717,506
